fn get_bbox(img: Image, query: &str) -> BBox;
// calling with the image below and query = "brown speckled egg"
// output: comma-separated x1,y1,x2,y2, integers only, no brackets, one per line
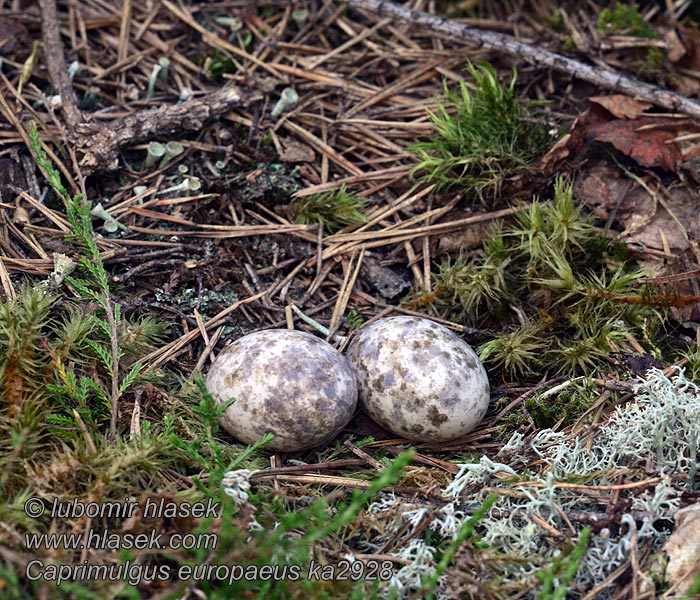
206,330,357,452
346,316,489,442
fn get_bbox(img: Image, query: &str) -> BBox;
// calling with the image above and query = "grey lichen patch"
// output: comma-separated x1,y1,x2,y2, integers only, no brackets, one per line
346,316,490,442
206,329,357,452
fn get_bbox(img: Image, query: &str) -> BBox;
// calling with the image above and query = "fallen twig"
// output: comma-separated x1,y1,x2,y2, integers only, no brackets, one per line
343,0,700,119
38,0,254,174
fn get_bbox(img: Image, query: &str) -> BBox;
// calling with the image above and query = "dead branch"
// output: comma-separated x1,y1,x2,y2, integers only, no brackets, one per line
343,0,700,120
38,0,253,174
38,0,82,128
70,84,253,173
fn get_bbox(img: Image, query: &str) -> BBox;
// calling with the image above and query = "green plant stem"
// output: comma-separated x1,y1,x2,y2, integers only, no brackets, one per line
425,493,498,598
104,292,120,443
301,449,414,545
28,121,125,442
537,527,591,600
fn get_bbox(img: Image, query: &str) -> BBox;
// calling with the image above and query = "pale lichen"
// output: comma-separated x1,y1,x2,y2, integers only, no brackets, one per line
370,368,700,599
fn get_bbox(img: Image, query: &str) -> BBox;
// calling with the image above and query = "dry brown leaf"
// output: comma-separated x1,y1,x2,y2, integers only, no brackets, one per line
664,503,700,596
539,132,572,173
544,100,699,173
576,162,692,252
675,23,700,71
576,163,628,219
587,118,683,171
539,104,609,173
661,26,687,64
589,95,652,120
666,23,700,96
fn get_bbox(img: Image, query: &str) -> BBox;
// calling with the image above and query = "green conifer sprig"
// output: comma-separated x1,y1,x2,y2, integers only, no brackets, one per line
28,122,136,441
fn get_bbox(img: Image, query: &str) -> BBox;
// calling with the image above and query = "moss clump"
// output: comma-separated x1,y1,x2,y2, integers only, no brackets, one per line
286,185,367,233
523,380,598,429
597,4,666,80
410,62,553,203
631,46,666,78
344,309,366,330
410,178,664,379
597,3,656,38
1,124,411,600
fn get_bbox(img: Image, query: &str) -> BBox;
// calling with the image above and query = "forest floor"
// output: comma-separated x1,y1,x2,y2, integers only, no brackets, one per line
3,1,700,599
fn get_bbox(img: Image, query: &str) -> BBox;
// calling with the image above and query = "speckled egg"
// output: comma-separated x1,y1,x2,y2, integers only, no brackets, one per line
206,329,357,452
346,316,489,442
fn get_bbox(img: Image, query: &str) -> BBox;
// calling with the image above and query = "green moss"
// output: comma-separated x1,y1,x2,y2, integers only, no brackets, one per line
410,62,553,204
286,184,368,233
596,2,667,80
413,178,664,379
546,10,565,33
344,309,366,330
201,50,239,81
597,3,657,37
562,36,576,53
479,322,546,378
631,46,666,77
3,130,412,600
524,381,597,429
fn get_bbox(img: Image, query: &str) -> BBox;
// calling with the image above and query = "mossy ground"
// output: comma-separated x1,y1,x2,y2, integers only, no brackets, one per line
2,1,700,599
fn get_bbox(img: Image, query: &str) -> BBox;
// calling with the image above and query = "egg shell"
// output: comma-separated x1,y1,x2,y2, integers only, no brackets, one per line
206,329,357,452
346,316,490,442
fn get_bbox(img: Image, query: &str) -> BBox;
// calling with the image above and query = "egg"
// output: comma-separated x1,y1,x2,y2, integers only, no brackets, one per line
206,329,357,452
346,316,489,442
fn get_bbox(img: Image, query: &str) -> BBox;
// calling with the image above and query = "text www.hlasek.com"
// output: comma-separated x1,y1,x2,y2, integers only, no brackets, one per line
24,497,395,586
25,496,219,552
25,529,217,551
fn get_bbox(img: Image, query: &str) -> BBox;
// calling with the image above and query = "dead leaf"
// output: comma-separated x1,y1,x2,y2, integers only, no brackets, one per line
675,23,700,71
667,23,700,96
543,99,700,173
539,105,609,173
664,503,700,596
661,26,687,64
577,162,692,252
589,95,652,120
539,133,572,173
575,163,625,220
587,118,683,171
